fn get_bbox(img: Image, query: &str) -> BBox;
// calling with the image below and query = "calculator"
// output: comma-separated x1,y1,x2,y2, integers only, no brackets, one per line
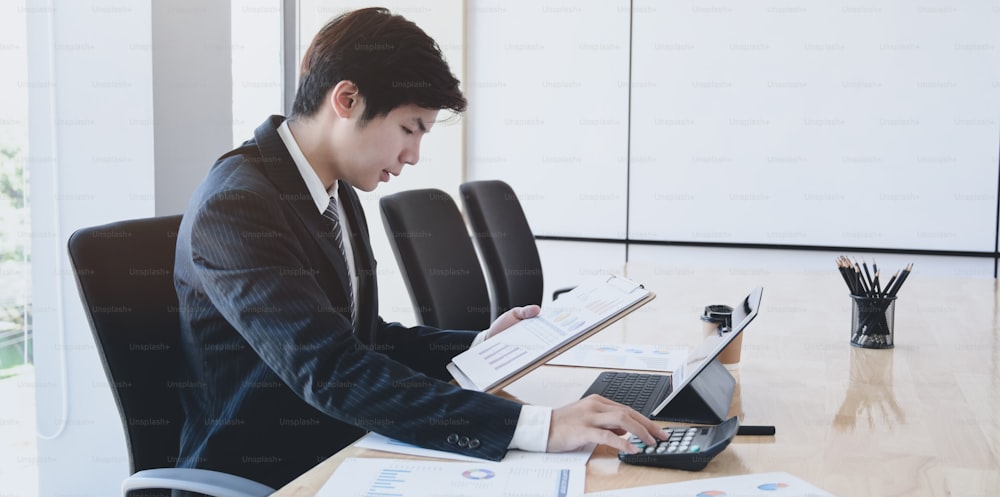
620,416,739,471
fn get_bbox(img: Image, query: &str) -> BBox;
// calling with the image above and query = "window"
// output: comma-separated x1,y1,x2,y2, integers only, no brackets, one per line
0,5,35,496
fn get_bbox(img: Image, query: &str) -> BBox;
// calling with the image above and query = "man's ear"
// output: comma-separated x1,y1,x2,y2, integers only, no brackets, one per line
330,80,361,118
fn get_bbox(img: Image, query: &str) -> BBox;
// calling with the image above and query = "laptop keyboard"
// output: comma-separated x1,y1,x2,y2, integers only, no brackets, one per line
584,371,672,413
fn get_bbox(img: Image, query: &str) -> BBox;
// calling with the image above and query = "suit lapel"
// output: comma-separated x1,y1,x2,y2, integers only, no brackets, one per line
252,116,353,305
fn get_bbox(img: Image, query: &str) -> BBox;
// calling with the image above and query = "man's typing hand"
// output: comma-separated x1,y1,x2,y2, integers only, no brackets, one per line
548,394,667,454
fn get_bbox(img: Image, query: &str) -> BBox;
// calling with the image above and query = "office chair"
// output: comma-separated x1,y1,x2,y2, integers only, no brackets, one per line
380,189,493,330
459,180,572,313
67,215,274,497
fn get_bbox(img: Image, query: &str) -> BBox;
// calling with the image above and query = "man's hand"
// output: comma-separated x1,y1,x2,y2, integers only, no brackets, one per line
548,394,666,454
483,305,541,340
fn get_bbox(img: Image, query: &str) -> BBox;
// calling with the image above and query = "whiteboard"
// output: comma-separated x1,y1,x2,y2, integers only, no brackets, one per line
628,0,1000,251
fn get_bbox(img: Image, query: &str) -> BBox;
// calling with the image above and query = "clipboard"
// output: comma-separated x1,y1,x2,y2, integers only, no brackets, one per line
446,274,655,394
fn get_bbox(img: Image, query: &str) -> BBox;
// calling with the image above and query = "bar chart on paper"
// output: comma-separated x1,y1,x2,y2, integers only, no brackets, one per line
315,458,584,497
366,466,411,496
476,342,529,371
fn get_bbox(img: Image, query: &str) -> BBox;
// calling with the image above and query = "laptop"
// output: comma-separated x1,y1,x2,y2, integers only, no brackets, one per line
580,287,763,423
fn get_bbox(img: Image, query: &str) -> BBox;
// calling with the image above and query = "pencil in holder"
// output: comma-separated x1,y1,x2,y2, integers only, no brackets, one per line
850,295,895,349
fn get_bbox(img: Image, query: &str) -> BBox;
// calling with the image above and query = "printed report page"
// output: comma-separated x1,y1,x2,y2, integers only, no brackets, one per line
315,458,584,497
450,275,649,391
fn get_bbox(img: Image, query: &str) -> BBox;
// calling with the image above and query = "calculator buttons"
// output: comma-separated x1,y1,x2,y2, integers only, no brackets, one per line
619,417,739,472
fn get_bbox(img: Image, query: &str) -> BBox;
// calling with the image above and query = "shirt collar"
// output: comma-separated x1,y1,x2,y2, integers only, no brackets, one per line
276,119,338,213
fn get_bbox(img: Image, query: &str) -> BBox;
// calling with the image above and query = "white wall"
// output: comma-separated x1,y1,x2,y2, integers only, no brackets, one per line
466,0,1000,276
626,244,994,280
467,0,631,239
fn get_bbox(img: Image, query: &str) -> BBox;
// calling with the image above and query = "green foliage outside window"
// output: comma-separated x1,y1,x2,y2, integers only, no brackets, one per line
0,145,30,369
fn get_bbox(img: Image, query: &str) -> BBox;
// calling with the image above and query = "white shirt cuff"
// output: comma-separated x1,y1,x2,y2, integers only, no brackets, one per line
473,332,551,452
508,405,552,452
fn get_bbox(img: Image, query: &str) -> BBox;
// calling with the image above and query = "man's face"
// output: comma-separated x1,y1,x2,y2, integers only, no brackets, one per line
330,102,439,192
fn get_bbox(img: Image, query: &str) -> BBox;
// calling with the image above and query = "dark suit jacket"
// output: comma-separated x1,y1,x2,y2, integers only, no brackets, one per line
174,115,521,488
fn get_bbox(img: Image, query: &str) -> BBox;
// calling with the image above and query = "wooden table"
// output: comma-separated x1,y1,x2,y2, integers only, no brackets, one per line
272,265,1000,496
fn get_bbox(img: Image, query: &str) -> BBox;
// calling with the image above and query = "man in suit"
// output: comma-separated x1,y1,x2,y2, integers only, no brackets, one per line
174,7,664,489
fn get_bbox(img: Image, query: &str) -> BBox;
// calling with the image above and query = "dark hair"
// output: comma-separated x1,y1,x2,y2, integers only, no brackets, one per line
291,7,466,123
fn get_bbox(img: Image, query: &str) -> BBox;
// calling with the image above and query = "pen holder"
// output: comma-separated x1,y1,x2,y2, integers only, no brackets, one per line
850,295,896,349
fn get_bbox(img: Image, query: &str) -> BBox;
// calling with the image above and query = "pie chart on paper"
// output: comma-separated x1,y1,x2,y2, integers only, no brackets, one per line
461,468,495,480
696,491,727,497
758,482,790,491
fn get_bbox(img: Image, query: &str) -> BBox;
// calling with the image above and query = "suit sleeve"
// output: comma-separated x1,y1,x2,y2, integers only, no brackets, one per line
372,320,478,381
187,188,521,460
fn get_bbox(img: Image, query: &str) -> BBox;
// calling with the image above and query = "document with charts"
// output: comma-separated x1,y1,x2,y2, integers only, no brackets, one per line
315,457,584,497
447,274,654,393
585,471,837,497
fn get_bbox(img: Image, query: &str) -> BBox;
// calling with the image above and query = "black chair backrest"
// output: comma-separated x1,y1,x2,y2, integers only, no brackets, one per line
380,189,492,330
460,180,544,312
67,215,184,474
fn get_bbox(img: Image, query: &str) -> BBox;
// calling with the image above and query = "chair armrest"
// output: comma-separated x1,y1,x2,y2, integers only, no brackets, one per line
552,286,575,300
123,468,275,497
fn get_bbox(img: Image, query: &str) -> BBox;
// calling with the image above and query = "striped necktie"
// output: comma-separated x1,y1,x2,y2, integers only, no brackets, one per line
322,196,356,326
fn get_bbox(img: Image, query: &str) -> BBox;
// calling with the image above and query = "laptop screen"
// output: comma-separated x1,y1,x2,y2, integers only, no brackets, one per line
651,286,763,416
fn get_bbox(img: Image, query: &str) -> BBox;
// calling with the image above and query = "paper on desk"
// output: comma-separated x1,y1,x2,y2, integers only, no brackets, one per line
315,457,584,497
546,342,689,372
450,275,650,391
355,432,595,466
585,471,837,497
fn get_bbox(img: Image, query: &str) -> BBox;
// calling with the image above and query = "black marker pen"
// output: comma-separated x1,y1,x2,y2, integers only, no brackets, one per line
736,425,776,436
